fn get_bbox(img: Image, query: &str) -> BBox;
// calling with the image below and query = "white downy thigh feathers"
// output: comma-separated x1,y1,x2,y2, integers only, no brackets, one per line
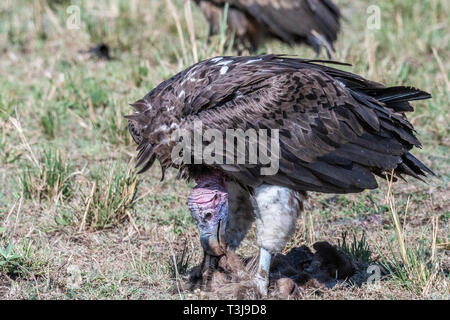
252,184,303,253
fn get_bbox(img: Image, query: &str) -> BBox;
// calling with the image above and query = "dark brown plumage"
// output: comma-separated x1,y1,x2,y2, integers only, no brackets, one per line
195,0,342,55
126,55,434,194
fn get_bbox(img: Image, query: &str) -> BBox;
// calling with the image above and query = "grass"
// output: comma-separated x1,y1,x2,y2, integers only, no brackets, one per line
79,163,138,230
379,174,442,296
0,0,448,299
338,231,372,265
168,240,191,279
20,149,74,201
0,241,26,277
0,239,50,280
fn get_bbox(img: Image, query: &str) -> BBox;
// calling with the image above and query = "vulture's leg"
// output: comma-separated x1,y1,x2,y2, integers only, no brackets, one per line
254,247,271,295
307,32,336,59
200,252,220,290
252,184,303,296
206,19,215,44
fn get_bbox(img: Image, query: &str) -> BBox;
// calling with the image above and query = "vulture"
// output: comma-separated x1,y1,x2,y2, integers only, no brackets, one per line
126,55,434,295
194,0,342,55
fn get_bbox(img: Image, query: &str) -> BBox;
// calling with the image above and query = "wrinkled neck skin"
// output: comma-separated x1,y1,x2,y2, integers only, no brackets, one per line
188,171,229,256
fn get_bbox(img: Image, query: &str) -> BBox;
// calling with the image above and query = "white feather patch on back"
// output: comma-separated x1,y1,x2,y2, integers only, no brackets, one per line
337,80,346,89
244,58,262,64
157,124,169,131
217,60,232,66
220,66,229,75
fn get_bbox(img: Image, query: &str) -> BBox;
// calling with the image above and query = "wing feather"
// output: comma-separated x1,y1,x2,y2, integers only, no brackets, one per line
173,56,433,192
127,55,434,192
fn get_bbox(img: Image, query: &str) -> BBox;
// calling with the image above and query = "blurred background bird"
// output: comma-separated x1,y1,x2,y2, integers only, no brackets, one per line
194,0,342,56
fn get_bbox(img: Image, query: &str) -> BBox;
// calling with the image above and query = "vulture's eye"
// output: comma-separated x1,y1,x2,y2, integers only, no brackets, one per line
204,211,213,220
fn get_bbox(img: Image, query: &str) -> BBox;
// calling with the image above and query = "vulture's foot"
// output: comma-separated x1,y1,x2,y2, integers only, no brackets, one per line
253,247,271,297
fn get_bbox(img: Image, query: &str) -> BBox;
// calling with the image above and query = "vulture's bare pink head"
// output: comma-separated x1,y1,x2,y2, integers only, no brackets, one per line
188,172,228,257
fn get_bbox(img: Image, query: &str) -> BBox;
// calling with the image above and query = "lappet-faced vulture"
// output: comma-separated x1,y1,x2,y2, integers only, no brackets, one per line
194,0,342,55
126,55,434,295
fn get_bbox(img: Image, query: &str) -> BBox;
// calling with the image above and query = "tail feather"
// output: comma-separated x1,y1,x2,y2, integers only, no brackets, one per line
362,86,432,112
397,162,425,182
393,152,435,183
354,85,434,181
402,152,436,176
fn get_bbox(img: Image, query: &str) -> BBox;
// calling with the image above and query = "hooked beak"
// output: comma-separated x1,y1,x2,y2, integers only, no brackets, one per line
200,218,227,257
